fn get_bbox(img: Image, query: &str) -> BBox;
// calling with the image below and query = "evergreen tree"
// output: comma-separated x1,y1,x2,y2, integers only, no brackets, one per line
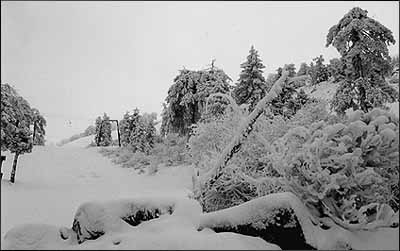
327,58,345,82
326,7,398,114
94,116,102,146
119,111,132,146
140,113,157,153
31,108,46,146
100,113,112,146
297,62,310,76
268,66,312,119
164,69,202,136
233,45,267,111
284,63,296,77
160,103,169,138
310,55,329,85
198,64,232,121
162,62,231,136
1,83,34,183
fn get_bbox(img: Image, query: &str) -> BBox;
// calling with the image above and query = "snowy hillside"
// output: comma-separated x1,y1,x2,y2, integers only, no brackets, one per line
301,80,399,116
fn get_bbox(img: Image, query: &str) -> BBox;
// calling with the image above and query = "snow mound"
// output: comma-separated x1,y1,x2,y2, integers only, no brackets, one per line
2,196,280,250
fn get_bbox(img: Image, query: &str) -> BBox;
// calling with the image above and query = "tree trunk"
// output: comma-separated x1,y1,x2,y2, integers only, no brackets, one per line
202,70,290,195
10,152,20,183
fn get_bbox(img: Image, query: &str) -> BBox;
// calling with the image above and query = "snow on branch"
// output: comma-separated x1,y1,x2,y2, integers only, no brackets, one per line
202,70,290,195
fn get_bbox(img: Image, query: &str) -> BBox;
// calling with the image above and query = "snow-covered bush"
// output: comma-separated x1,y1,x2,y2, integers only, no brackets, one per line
190,99,331,212
150,133,190,167
99,133,190,174
98,147,151,173
268,108,399,229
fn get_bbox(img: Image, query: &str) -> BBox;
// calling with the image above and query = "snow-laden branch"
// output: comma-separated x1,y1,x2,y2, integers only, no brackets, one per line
202,70,290,194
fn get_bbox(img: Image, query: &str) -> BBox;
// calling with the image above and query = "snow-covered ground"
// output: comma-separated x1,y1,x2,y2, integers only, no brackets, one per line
0,140,193,243
1,137,281,250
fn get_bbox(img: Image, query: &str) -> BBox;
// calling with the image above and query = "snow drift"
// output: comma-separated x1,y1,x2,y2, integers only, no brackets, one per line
3,192,398,250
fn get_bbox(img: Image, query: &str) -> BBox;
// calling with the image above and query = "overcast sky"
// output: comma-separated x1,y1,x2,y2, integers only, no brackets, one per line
1,1,399,144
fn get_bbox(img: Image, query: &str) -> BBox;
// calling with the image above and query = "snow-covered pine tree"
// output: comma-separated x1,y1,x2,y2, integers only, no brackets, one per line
310,55,329,85
119,111,133,146
163,69,202,136
128,110,147,153
297,62,310,77
233,45,267,111
327,7,398,114
162,62,232,136
100,113,112,147
284,64,297,77
94,116,102,146
198,64,232,121
1,83,34,183
31,108,47,146
327,58,345,83
139,112,157,154
160,103,170,138
267,66,312,119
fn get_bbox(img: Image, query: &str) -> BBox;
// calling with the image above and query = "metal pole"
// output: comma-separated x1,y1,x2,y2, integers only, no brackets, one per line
115,120,121,147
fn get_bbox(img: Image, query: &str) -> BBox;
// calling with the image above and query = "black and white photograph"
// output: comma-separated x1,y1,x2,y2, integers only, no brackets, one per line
1,1,399,250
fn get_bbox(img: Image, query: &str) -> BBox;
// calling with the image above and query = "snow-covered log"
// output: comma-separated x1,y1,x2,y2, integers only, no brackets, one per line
199,192,400,250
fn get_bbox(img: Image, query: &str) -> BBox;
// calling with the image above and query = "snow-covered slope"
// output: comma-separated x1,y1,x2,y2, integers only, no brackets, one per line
301,80,399,116
64,130,118,148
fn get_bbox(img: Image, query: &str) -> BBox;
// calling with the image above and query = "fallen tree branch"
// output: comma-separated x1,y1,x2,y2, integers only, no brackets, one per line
201,70,290,197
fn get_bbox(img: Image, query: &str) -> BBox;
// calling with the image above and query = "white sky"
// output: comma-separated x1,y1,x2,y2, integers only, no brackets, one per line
1,1,399,144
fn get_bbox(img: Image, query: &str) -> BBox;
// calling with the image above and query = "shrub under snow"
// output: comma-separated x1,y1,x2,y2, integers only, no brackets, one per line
189,99,331,212
268,108,399,230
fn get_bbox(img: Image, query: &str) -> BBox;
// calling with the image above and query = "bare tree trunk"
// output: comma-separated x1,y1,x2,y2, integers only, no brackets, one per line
202,70,290,195
10,152,20,183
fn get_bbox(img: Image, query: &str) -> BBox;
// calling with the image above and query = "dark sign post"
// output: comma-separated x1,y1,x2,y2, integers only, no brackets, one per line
97,119,121,147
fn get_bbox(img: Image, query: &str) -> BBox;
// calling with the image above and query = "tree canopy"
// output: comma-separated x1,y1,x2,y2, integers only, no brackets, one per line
326,7,398,114
161,62,232,136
